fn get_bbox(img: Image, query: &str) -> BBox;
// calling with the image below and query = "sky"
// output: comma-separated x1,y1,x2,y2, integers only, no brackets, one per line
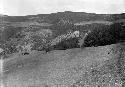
0,0,125,16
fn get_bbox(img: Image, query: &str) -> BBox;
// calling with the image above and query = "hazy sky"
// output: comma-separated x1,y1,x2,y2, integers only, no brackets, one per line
0,0,125,16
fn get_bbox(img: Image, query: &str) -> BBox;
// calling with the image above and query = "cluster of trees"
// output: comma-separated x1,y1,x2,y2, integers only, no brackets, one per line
82,22,125,47
1,22,125,56
1,26,53,56
45,22,125,52
45,35,80,52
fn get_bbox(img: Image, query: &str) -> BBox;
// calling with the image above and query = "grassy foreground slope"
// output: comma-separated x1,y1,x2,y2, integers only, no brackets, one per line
3,42,125,87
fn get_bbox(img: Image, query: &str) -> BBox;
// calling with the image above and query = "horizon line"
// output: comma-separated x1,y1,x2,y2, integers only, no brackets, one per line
1,11,125,16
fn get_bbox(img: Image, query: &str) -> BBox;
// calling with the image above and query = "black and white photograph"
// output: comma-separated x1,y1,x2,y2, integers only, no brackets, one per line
0,0,125,87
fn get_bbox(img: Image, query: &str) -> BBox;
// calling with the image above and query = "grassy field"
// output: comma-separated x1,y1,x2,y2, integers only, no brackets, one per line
2,42,125,87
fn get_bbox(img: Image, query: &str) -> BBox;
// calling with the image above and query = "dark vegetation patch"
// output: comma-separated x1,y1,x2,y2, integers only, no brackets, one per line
81,22,125,47
46,22,125,52
45,37,80,52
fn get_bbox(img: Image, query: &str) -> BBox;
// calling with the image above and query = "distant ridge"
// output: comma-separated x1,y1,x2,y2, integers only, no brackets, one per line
2,11,125,16
1,11,125,23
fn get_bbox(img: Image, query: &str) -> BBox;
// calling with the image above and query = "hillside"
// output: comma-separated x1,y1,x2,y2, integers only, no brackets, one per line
1,11,125,30
0,11,125,57
2,42,125,87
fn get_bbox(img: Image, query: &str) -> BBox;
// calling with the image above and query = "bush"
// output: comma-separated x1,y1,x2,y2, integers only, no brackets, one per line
45,37,80,52
81,23,125,47
56,37,80,49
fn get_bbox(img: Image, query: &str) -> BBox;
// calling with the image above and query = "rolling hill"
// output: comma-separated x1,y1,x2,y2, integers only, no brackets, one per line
0,11,125,57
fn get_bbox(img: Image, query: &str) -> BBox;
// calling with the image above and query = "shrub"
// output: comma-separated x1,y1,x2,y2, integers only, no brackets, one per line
81,22,125,47
45,37,80,52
